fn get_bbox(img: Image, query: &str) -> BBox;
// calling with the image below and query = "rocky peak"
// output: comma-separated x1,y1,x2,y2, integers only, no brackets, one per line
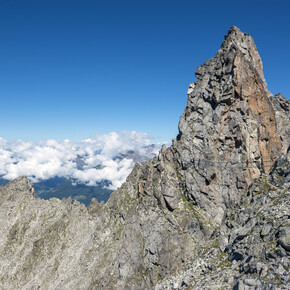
2,176,37,200
183,26,283,166
0,27,289,290
169,26,287,227
220,26,266,90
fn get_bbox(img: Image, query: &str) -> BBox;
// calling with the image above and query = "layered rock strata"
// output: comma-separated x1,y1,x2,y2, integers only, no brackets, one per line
0,26,289,289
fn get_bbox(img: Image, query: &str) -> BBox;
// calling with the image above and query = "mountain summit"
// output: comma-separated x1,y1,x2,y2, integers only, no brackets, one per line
176,25,288,225
0,27,289,289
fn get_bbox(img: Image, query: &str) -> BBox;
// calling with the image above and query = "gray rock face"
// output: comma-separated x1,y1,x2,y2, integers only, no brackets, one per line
0,26,289,289
176,26,284,225
155,154,290,289
271,93,290,155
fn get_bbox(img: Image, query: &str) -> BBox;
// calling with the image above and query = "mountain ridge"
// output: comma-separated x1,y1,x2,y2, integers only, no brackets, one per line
0,26,289,289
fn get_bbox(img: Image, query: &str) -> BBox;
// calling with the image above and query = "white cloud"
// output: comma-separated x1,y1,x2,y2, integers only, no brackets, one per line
0,131,162,190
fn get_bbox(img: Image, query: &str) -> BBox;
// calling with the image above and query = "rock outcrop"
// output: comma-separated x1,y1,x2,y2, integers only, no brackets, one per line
0,26,289,289
176,26,284,225
155,152,290,289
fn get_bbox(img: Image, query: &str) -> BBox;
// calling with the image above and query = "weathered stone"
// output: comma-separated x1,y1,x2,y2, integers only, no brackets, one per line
278,227,290,251
260,222,273,239
0,26,289,290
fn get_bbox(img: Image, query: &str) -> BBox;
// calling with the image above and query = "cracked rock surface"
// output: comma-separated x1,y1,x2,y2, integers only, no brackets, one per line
0,26,289,289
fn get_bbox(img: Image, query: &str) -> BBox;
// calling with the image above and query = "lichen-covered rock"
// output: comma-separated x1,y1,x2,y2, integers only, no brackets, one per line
0,26,289,289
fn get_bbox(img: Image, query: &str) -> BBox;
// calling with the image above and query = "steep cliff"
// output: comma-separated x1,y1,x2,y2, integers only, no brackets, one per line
0,27,289,290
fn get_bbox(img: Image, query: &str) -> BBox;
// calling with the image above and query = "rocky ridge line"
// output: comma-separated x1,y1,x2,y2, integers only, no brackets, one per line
0,26,289,289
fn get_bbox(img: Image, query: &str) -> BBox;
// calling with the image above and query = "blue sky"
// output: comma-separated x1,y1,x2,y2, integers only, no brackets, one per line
1,0,289,143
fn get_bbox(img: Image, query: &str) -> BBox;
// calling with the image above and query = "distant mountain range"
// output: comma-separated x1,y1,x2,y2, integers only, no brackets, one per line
0,145,159,206
113,144,158,163
0,176,112,207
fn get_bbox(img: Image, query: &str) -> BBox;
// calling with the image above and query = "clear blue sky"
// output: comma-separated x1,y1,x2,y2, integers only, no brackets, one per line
0,0,289,142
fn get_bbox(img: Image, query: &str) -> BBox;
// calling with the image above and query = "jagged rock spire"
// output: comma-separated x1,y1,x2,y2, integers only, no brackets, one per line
220,26,267,91
0,26,289,290
178,26,281,174
172,26,286,227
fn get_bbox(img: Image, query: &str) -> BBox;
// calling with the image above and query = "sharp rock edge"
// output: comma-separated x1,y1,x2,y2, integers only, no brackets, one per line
0,26,289,290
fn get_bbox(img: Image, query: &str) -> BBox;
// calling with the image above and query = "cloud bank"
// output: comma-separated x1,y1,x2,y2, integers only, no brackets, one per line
0,131,162,189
